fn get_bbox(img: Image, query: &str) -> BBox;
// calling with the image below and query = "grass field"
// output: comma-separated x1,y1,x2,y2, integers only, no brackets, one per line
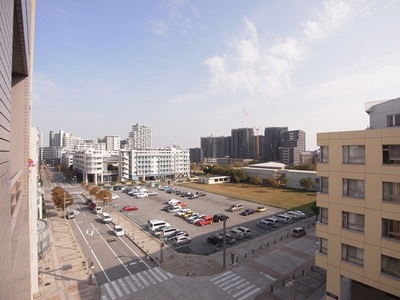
179,182,317,214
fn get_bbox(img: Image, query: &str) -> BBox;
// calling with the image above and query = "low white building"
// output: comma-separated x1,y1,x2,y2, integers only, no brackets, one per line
73,149,111,184
198,175,231,184
242,162,319,190
119,146,190,181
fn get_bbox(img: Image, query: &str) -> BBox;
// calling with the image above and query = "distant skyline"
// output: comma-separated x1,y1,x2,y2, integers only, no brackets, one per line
33,0,400,150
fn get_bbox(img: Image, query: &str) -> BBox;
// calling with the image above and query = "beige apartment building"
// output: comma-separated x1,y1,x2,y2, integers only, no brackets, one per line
0,1,37,299
315,97,400,300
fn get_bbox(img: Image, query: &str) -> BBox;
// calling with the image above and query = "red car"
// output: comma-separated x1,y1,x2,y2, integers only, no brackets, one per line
122,205,138,212
197,216,213,226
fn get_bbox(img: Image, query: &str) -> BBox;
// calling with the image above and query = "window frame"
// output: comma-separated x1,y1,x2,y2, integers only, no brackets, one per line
382,218,400,241
342,244,364,266
342,211,365,232
383,145,400,165
381,255,400,278
343,178,365,199
382,182,400,203
319,238,328,254
320,146,329,163
320,207,328,224
343,145,365,164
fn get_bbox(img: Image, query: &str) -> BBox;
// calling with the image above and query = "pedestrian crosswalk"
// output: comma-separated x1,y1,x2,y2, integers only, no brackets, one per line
69,191,83,195
210,271,261,300
100,267,174,300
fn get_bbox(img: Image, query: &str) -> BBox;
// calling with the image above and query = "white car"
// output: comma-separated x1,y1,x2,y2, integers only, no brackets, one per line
285,211,300,219
168,199,180,205
174,236,192,245
186,213,200,221
294,210,306,218
233,226,252,237
190,214,207,224
147,191,158,196
167,205,182,213
111,194,119,200
113,225,124,237
175,208,192,217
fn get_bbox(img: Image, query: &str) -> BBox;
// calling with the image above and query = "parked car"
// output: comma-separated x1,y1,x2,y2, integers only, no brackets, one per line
190,214,207,224
233,226,252,237
176,201,188,207
207,235,223,245
256,206,267,212
240,209,255,216
196,216,213,226
167,205,182,213
174,236,192,245
181,210,194,219
113,225,124,237
147,191,158,196
168,230,189,240
217,233,236,244
188,194,199,199
285,211,300,219
196,191,207,196
122,205,138,212
175,208,192,217
257,220,273,230
111,194,119,200
213,214,229,222
293,210,306,218
186,213,200,222
230,229,245,240
293,227,306,237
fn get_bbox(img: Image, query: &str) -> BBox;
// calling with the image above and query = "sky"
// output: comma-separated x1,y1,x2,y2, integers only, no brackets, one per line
33,0,400,150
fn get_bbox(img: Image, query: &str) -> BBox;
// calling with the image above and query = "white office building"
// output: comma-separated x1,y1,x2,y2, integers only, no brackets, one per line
119,146,190,181
128,123,152,149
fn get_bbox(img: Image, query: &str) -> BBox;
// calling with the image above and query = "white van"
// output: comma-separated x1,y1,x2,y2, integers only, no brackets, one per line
228,203,244,212
100,212,112,224
148,219,171,231
263,217,280,228
155,227,177,238
257,220,273,230
275,214,293,223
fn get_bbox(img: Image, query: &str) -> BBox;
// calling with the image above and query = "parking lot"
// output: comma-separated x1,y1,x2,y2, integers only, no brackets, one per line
107,185,310,256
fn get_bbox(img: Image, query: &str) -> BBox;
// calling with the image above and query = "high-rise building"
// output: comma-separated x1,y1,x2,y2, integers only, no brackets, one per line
263,127,288,162
200,136,231,159
189,147,204,163
49,129,65,147
279,130,306,165
315,97,400,300
231,128,254,159
99,135,121,151
0,1,37,299
128,123,152,149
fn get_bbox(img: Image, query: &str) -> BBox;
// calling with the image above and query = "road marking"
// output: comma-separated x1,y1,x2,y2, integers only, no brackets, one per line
261,272,276,281
214,273,237,285
111,281,123,297
237,287,261,300
232,284,255,298
147,268,162,283
210,271,232,282
124,276,138,292
153,267,169,280
118,278,130,295
103,283,116,300
142,270,157,285
137,272,150,287
222,278,245,291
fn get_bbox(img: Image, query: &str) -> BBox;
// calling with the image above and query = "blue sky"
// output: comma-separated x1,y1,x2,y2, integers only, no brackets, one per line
33,0,400,150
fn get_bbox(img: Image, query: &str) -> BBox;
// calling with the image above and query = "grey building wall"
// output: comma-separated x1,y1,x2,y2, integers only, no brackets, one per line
0,0,36,299
231,128,254,159
263,127,288,162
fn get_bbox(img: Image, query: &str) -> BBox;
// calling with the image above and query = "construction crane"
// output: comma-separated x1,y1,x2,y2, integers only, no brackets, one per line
242,108,261,161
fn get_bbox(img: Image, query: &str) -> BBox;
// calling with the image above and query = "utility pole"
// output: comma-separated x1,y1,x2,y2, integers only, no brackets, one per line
223,219,226,268
86,228,94,284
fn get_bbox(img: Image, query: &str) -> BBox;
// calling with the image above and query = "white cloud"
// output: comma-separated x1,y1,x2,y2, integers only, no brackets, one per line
148,20,169,36
205,17,301,97
303,0,353,40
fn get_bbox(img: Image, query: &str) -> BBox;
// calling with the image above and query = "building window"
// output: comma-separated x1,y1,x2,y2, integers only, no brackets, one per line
343,179,365,198
320,146,329,163
387,114,400,127
320,207,328,224
383,145,400,165
343,146,365,164
382,219,400,241
319,238,328,254
383,182,400,203
342,244,364,266
381,255,400,278
320,177,329,194
342,212,365,232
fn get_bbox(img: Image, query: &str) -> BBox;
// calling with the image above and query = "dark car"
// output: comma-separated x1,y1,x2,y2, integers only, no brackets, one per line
240,209,255,216
89,202,96,210
207,235,223,245
213,214,230,222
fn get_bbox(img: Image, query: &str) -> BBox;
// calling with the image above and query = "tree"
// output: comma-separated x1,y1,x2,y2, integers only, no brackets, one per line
89,186,101,203
230,169,247,183
96,189,112,207
265,177,279,189
51,186,73,212
279,177,289,187
250,175,262,185
310,201,319,221
300,178,315,191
